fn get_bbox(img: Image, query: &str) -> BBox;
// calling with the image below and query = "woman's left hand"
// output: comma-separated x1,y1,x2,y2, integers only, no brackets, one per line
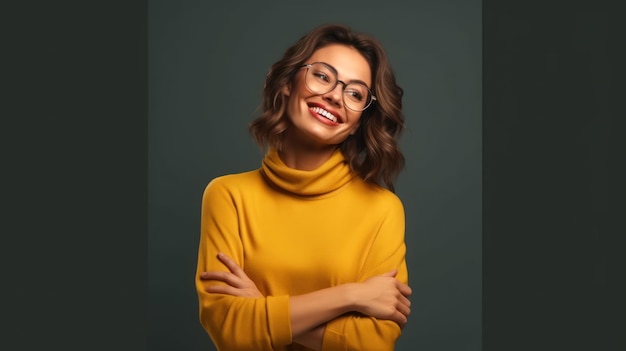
200,252,263,298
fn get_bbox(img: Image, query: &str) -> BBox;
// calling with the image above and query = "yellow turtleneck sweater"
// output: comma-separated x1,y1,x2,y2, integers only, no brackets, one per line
195,148,408,351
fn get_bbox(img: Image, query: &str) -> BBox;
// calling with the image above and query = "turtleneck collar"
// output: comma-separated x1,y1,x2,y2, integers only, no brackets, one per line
260,147,356,197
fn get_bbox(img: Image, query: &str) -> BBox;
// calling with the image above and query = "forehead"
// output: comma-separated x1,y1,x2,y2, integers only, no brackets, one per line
307,44,372,86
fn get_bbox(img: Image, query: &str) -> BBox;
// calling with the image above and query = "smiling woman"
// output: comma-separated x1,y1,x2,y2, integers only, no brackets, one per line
195,23,409,351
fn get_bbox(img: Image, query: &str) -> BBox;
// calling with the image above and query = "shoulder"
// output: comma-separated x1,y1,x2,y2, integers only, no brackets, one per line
352,179,405,211
203,169,263,198
206,170,260,187
375,188,405,221
343,179,406,225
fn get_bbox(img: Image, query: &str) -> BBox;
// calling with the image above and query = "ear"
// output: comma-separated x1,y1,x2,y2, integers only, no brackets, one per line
282,83,291,97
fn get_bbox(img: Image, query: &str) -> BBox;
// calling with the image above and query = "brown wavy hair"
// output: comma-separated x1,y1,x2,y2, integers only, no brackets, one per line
249,23,405,192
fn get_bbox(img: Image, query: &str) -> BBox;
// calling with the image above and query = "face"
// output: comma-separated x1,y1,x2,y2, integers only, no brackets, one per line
283,44,372,148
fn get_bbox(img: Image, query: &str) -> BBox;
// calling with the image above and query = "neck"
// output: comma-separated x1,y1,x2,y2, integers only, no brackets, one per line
279,136,340,171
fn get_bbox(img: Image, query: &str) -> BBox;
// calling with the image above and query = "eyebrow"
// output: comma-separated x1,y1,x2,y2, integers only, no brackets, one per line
346,78,370,88
314,61,372,89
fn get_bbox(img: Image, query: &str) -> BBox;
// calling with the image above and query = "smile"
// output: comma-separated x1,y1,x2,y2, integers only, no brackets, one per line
309,106,338,123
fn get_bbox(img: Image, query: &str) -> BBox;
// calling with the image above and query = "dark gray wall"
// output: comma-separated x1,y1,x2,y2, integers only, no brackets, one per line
149,1,481,350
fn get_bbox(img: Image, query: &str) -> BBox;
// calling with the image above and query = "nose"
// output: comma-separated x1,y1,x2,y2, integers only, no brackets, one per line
322,82,345,107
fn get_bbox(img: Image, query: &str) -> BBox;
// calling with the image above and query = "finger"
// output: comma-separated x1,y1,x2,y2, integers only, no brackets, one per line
396,282,412,296
398,317,407,330
399,294,411,308
206,284,241,296
200,271,242,287
392,310,408,327
397,301,411,317
217,252,248,278
381,269,398,277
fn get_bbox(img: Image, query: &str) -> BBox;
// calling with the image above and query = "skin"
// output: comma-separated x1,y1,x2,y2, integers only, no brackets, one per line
202,253,412,349
279,44,370,170
200,44,412,350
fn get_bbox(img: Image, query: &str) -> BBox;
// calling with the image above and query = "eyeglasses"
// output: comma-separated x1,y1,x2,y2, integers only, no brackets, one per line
301,62,377,112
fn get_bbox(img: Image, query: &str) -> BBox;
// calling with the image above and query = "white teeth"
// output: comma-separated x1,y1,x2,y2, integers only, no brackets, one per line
310,106,338,123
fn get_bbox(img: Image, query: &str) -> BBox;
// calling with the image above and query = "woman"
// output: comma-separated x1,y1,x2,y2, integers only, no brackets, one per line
195,23,411,351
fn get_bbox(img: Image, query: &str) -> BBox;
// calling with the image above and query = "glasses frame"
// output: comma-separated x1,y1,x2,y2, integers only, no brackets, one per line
300,62,377,112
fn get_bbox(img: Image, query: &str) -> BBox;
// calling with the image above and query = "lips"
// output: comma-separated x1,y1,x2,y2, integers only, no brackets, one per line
307,103,342,124
310,106,338,123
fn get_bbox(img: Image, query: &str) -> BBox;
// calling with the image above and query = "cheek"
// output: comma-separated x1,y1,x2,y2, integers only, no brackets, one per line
290,74,309,96
350,112,363,125
348,113,364,134
284,93,307,122
286,84,314,110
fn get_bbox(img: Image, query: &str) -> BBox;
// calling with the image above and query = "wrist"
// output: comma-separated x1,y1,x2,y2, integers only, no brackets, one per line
341,282,362,313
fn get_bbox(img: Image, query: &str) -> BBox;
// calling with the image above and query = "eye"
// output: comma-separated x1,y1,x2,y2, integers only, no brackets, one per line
313,71,331,83
345,87,365,102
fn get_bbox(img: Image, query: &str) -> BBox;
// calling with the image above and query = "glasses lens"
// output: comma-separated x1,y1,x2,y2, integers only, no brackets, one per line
305,63,373,111
305,63,336,94
343,83,371,111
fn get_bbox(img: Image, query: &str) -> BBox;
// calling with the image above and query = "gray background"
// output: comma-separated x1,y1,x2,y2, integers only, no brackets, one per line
149,1,481,350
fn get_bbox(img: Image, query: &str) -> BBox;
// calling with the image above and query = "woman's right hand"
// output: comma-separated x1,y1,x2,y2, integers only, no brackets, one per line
353,270,412,328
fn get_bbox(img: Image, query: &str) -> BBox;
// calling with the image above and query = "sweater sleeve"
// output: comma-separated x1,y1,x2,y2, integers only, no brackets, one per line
195,178,292,351
321,194,409,351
